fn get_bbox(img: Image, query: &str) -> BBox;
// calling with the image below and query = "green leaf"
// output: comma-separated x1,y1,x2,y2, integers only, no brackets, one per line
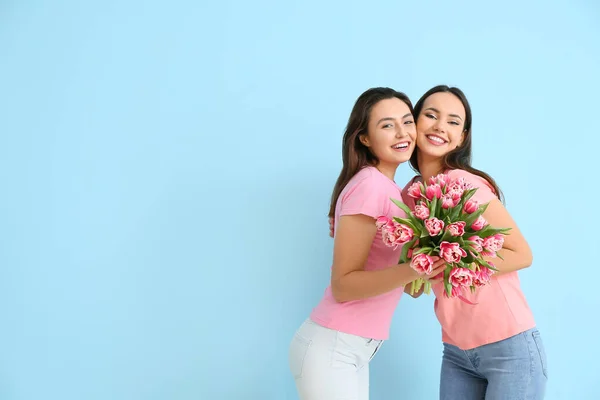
440,206,448,220
414,246,433,255
479,258,499,272
391,198,414,217
418,237,431,248
448,189,477,220
463,202,490,226
430,195,438,217
439,229,453,243
444,267,452,297
462,251,475,264
393,217,419,234
399,237,418,263
477,225,512,238
461,188,477,204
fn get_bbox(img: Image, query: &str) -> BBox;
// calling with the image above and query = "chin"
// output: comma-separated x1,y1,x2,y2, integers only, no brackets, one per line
419,145,448,159
394,155,412,164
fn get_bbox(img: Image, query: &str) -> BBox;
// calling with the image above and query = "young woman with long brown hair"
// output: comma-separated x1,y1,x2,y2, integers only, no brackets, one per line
288,87,445,400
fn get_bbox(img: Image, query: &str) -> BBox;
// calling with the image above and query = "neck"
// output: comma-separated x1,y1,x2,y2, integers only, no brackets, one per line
375,161,397,181
417,151,444,182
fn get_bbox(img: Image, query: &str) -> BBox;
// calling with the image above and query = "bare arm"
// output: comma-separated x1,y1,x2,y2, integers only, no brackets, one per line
482,199,533,275
331,214,445,302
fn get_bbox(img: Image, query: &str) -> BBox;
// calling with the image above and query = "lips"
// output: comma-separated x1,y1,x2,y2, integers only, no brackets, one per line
426,134,447,146
391,141,410,151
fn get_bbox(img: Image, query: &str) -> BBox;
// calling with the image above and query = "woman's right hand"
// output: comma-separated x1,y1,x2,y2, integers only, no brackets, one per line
400,256,447,284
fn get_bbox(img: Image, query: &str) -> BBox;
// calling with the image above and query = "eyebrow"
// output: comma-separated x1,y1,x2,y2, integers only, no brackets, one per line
377,113,412,124
424,107,463,121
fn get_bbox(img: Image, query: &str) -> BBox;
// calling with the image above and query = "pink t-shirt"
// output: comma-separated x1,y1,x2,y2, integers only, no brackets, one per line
310,166,407,340
401,169,536,350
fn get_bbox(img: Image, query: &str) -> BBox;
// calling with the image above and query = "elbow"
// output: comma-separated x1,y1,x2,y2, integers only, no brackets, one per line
331,288,348,303
524,251,533,269
331,281,351,303
519,247,534,270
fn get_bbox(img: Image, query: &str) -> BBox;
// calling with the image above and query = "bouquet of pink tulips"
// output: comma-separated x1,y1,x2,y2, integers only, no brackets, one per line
376,173,510,300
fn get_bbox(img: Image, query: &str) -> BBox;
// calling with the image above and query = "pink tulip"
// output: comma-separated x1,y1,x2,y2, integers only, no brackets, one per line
425,218,444,236
468,236,484,253
446,221,466,237
449,267,475,288
439,241,467,263
407,182,423,199
471,216,487,231
375,216,393,230
394,223,414,243
410,253,435,275
455,177,474,191
451,191,462,207
428,173,449,188
382,222,414,248
473,265,495,287
446,183,464,200
425,184,443,201
414,203,430,220
463,200,479,214
441,195,454,209
483,234,504,252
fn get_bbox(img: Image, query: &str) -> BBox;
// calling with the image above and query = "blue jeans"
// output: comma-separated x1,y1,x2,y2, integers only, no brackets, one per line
440,328,548,400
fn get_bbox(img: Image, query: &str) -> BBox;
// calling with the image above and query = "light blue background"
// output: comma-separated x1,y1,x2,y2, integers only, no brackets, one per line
1,0,598,399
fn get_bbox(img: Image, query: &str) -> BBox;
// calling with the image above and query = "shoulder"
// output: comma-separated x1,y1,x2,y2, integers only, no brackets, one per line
337,167,402,217
347,166,397,192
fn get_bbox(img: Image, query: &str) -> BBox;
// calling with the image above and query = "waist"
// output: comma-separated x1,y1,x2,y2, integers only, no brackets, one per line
309,286,403,340
433,274,535,349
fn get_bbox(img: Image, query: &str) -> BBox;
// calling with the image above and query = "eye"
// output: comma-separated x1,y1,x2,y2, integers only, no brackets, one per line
425,113,437,120
404,120,414,125
449,121,460,126
382,123,394,129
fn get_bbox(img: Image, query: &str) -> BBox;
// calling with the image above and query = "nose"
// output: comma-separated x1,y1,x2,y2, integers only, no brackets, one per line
433,120,445,133
396,124,409,137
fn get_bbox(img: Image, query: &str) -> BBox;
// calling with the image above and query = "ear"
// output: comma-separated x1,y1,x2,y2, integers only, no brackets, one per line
359,133,370,147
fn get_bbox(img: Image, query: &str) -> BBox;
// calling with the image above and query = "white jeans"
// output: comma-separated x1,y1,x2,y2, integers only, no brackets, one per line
288,319,384,400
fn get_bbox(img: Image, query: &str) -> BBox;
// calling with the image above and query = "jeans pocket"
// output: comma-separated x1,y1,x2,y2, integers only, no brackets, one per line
531,330,548,378
289,333,312,379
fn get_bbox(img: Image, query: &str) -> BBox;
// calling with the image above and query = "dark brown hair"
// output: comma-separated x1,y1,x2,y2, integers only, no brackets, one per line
328,87,413,218
409,85,504,202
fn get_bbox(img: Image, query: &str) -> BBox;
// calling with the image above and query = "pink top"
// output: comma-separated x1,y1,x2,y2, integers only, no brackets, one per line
401,169,536,350
310,166,407,340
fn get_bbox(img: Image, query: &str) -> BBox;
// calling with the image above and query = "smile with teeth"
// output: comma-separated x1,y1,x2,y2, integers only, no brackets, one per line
392,141,410,150
426,135,447,145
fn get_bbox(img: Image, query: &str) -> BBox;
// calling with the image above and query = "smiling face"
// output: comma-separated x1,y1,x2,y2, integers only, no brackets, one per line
415,92,466,160
359,97,417,174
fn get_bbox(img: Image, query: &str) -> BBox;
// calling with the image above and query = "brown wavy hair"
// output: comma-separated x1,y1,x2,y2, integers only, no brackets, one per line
328,87,413,218
409,85,504,202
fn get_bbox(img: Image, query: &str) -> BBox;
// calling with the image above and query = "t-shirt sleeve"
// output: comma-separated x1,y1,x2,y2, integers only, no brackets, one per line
338,174,391,219
449,169,497,204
